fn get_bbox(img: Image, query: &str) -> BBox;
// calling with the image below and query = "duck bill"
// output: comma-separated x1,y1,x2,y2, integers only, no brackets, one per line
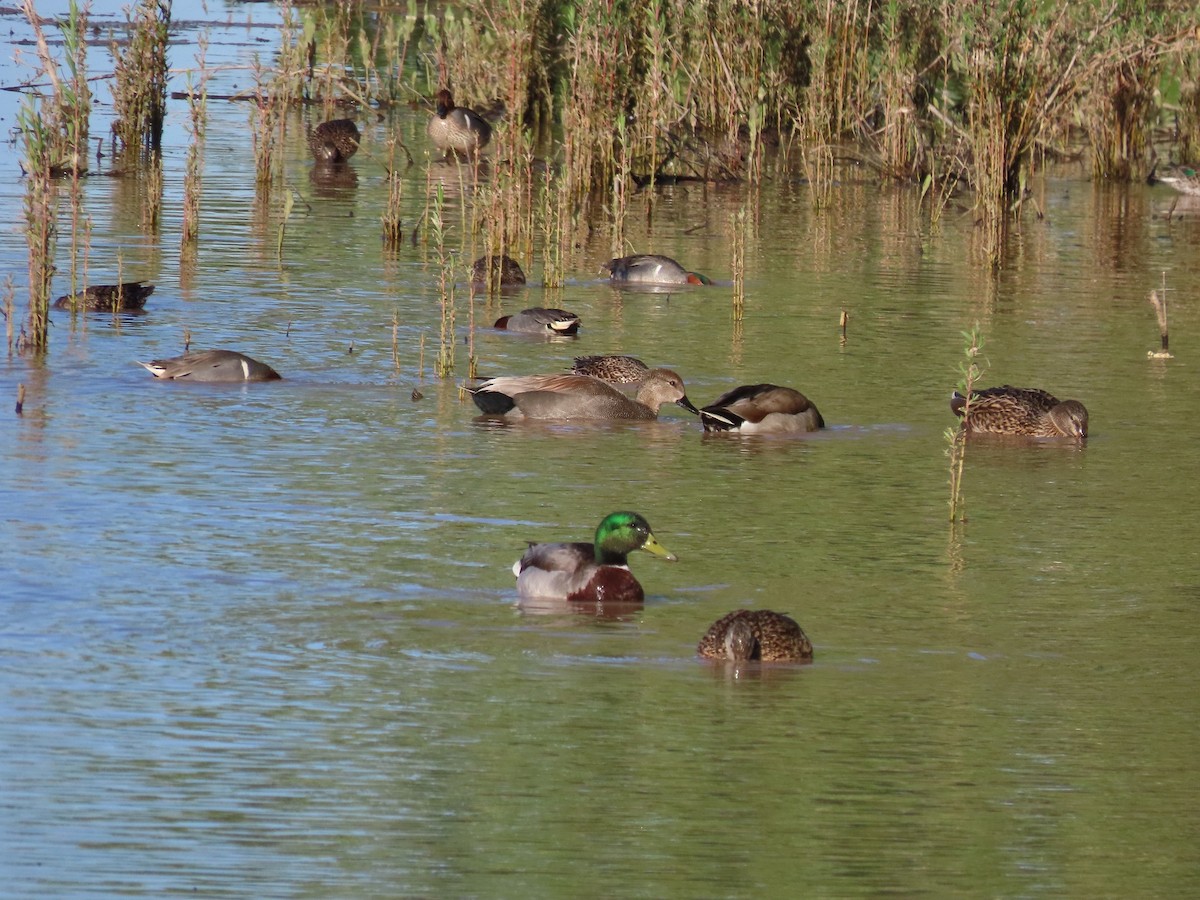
676,394,700,415
640,532,678,562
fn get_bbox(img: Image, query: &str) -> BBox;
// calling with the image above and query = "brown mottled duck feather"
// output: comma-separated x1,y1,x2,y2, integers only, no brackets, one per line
54,281,154,311
472,254,526,287
571,355,651,384
308,119,360,164
951,385,1088,438
697,609,814,662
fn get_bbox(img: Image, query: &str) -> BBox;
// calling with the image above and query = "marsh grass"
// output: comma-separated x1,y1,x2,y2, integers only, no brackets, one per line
945,325,985,522
110,0,169,162
181,40,209,255
429,184,457,378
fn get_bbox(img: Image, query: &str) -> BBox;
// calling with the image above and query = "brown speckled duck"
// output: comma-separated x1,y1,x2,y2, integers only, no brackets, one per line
137,349,282,383
470,369,698,421
513,511,677,604
493,308,580,336
951,386,1088,438
308,118,360,164
571,355,650,384
54,281,154,311
697,610,813,662
602,254,712,286
427,89,492,158
472,254,526,287
700,384,825,434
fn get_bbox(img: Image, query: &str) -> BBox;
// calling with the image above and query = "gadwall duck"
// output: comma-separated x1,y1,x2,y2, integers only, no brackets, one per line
571,355,650,384
472,254,526,287
513,511,677,603
603,254,712,286
699,384,825,434
697,610,813,662
951,386,1088,438
428,88,492,158
138,349,282,383
493,307,580,336
470,369,698,420
308,118,360,164
54,281,154,311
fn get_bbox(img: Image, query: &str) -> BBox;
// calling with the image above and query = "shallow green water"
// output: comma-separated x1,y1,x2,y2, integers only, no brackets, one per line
2,2,1200,896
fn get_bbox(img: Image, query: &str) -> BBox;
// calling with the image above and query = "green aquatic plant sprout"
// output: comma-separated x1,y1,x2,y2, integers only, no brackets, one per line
946,324,986,522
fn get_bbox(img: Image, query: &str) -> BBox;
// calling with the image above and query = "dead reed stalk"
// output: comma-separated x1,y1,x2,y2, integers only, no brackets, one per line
946,325,985,522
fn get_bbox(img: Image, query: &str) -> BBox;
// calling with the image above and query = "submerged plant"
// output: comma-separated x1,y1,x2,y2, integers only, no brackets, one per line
945,324,986,522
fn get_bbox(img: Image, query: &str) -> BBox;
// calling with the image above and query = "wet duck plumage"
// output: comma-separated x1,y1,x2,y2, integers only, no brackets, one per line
513,511,677,604
951,385,1088,438
603,254,712,286
472,254,526,287
700,383,825,434
697,609,814,662
493,307,580,336
308,118,360,164
571,355,651,384
470,369,698,421
137,349,282,383
54,281,154,311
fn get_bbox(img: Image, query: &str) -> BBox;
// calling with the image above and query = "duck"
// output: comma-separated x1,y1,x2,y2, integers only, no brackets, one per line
470,369,698,420
472,254,526,287
493,307,580,336
513,511,677,603
571,355,650,384
53,281,154,311
699,384,825,434
697,609,814,662
951,385,1088,438
137,349,282,382
427,88,492,158
1149,163,1200,196
308,118,360,164
602,254,712,286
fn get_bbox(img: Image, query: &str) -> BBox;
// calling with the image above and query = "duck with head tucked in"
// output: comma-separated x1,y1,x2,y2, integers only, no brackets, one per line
493,308,580,336
514,511,677,604
603,254,712,286
951,385,1088,438
697,609,813,662
470,369,698,421
700,383,824,434
137,349,282,383
428,88,492,158
308,118,360,164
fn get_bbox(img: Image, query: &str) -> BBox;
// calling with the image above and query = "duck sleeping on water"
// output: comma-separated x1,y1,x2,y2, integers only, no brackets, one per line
513,511,676,604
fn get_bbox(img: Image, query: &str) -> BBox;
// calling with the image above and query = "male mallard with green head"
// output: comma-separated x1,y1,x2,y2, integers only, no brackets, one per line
513,512,677,603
